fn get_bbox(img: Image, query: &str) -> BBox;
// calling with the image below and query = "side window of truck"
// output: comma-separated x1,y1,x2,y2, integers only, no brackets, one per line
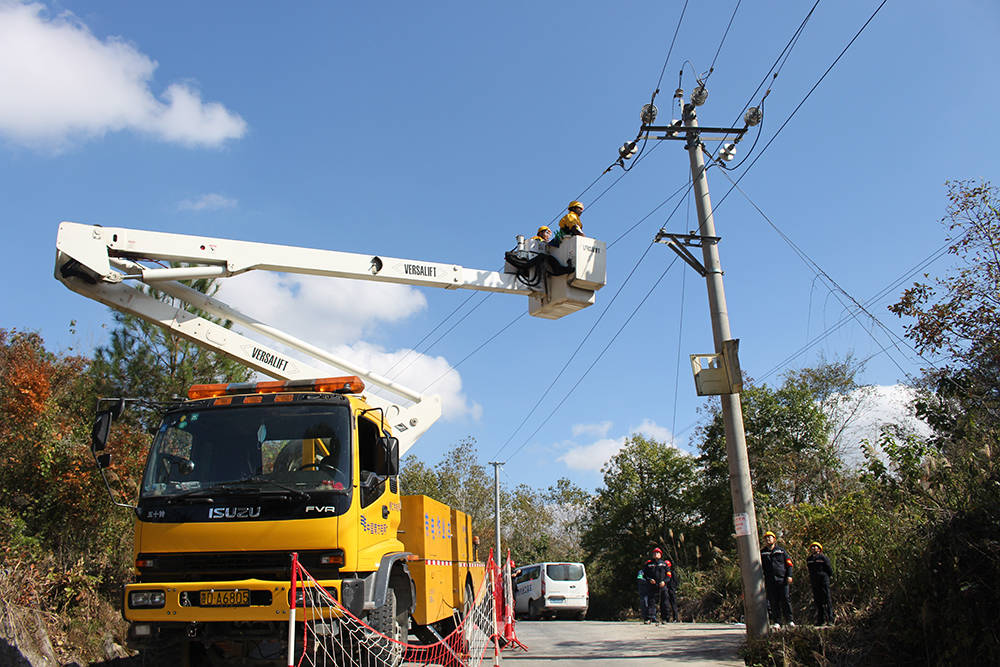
357,415,388,508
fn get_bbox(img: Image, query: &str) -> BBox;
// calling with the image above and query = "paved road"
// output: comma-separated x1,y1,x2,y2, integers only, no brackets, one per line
502,620,745,666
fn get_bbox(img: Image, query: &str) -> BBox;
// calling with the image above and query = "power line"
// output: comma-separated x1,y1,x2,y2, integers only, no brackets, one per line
759,241,952,382
502,256,681,463
492,183,695,460
715,167,933,384
421,309,526,393
388,292,493,380
491,242,659,460
705,0,742,81
713,0,888,211
381,291,478,377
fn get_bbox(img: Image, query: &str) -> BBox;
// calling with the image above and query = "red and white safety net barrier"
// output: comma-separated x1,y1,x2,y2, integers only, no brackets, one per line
287,552,507,667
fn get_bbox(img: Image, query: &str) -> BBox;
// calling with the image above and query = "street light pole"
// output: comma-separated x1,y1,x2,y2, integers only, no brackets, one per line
489,461,503,563
682,100,769,638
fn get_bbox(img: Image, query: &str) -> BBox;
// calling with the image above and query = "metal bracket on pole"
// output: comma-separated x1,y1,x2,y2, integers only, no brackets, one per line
641,123,747,141
653,231,721,277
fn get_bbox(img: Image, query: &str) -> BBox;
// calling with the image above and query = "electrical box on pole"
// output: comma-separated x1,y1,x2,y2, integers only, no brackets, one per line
690,339,743,396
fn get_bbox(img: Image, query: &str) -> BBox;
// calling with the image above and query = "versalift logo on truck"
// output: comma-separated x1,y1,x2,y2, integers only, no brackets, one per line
251,347,289,372
403,263,437,277
208,507,261,519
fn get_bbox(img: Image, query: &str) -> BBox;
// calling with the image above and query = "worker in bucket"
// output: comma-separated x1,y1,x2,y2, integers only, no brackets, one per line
528,226,553,254
550,201,585,247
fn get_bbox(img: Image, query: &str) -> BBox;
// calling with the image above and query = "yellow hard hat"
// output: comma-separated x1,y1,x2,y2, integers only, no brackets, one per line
809,541,822,550
537,225,551,235
568,201,584,212
763,531,776,539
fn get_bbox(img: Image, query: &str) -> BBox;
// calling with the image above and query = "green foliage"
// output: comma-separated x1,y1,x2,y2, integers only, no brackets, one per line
581,434,704,618
401,438,590,565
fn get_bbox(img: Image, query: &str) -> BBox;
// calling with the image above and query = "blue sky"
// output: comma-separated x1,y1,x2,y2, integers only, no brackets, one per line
2,1,997,492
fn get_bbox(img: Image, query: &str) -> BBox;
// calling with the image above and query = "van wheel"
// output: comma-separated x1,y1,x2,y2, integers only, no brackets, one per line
575,611,586,621
528,598,542,621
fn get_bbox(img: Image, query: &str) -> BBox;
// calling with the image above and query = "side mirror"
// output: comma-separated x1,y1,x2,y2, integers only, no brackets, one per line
380,436,400,476
92,410,113,452
96,453,112,469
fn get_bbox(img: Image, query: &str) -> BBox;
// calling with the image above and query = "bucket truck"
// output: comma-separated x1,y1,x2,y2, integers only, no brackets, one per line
55,221,605,664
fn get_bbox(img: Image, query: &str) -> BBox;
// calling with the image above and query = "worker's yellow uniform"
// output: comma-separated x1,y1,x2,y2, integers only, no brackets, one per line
558,211,583,237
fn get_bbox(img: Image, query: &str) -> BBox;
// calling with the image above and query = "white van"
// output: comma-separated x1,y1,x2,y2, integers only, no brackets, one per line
513,562,588,620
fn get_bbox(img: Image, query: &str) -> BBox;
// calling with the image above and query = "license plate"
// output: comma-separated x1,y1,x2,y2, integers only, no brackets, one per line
199,589,250,607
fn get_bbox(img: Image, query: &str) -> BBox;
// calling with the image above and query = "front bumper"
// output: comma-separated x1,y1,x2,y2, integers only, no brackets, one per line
124,578,342,623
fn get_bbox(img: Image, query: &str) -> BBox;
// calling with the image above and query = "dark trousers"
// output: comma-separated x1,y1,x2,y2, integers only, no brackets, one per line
766,581,793,624
638,581,651,620
811,583,833,624
662,586,678,621
644,584,663,621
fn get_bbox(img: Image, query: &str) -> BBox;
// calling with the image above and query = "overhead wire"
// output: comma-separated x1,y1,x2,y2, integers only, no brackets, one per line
702,0,742,83
758,239,953,382
421,308,526,393
711,0,889,211
492,184,693,461
381,291,479,377
388,292,494,380
501,255,681,463
716,167,937,385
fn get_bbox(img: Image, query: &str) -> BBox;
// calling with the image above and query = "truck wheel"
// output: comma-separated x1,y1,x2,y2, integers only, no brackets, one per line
369,588,404,667
139,638,187,667
462,580,475,620
528,598,542,621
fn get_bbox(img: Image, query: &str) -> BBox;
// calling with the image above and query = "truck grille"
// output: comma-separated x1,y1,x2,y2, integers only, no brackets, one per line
136,550,340,583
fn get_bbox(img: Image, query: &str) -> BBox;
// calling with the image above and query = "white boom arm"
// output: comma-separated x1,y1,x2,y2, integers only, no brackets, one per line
55,222,606,453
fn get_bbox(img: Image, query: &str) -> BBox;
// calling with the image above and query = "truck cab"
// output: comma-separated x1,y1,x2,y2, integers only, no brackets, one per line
106,376,480,663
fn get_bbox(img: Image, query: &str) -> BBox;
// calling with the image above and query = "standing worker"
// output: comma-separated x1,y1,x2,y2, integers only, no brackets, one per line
806,541,834,626
760,531,795,628
554,201,585,245
663,557,680,622
641,547,668,624
636,568,651,623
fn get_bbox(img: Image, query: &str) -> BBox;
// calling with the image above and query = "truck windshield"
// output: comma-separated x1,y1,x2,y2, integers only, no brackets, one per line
141,403,351,498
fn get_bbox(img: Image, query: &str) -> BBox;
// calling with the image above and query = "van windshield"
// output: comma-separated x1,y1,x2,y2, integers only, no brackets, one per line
546,563,585,581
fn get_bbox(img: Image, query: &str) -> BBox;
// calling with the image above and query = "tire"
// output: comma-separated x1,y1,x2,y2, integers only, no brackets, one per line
576,610,587,621
461,580,475,620
528,598,542,621
139,637,187,667
369,588,404,667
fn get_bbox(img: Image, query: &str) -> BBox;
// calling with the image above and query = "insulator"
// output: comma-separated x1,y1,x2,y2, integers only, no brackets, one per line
744,107,763,127
691,85,708,107
640,103,658,125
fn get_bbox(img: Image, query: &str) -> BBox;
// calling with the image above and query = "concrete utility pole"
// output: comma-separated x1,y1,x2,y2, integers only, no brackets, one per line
489,461,503,562
682,100,769,638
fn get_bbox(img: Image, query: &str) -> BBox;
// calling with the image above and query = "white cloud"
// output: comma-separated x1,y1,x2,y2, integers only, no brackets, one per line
214,272,479,422
178,193,237,211
559,437,625,472
632,418,674,444
558,418,677,472
829,384,932,466
571,421,612,438
218,272,428,347
0,2,246,149
330,341,481,422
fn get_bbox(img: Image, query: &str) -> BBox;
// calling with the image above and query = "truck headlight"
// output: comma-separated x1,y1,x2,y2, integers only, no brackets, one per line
129,590,166,608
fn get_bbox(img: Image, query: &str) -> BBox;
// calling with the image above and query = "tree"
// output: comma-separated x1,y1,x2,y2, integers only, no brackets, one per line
90,277,252,411
581,434,701,617
401,438,589,564
889,179,1000,465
